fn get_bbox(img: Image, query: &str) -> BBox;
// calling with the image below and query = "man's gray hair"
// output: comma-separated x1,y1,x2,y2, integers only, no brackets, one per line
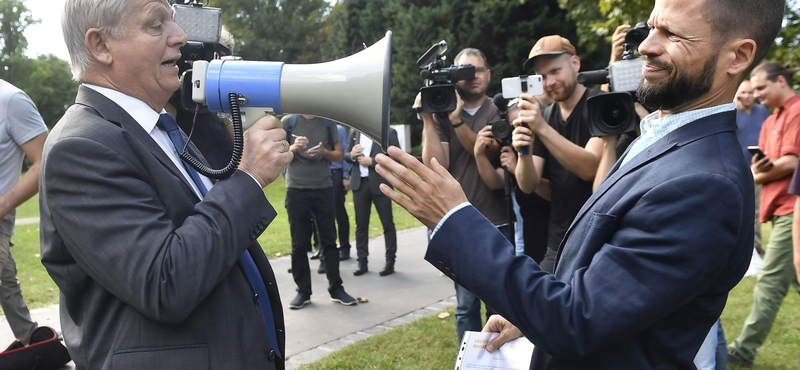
62,0,133,81
455,48,489,69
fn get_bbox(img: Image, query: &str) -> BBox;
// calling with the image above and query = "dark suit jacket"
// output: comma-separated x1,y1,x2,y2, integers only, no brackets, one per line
39,86,285,370
343,128,400,195
426,111,753,369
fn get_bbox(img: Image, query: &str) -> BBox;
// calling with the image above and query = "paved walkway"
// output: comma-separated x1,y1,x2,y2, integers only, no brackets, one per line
0,226,457,369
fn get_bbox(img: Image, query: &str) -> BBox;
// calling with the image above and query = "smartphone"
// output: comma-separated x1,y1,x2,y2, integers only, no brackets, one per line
502,75,544,99
747,146,766,161
306,143,322,151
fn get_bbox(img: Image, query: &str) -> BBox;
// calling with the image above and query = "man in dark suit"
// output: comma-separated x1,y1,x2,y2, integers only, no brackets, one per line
39,1,293,369
344,128,400,276
372,0,785,368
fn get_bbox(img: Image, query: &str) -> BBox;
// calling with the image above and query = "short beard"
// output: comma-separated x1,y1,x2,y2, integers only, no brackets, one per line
636,53,718,112
456,84,485,102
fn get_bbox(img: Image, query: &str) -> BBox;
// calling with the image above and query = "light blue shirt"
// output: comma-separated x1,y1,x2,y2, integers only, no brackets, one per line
621,103,736,167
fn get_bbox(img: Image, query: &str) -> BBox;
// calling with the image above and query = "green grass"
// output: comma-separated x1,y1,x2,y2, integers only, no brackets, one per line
299,308,460,370
6,175,421,312
302,222,800,370
15,193,38,220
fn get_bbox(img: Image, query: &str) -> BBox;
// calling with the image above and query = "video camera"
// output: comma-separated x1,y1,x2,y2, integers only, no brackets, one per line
417,40,475,114
577,21,650,137
172,0,234,113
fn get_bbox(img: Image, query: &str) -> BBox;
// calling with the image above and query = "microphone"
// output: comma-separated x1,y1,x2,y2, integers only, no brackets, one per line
576,69,610,86
492,93,508,113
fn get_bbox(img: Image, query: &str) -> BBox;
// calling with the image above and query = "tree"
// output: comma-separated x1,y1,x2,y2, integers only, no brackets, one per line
213,0,331,63
0,0,38,60
328,0,592,146
768,0,800,88
0,55,79,128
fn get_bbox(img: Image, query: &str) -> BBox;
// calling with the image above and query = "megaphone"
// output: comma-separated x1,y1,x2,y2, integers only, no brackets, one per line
190,31,393,149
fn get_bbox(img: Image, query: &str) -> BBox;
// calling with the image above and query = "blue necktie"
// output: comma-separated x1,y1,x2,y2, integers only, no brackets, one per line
156,113,282,359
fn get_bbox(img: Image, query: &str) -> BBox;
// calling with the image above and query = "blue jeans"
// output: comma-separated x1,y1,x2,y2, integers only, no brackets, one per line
455,224,512,343
694,318,727,370
512,193,524,256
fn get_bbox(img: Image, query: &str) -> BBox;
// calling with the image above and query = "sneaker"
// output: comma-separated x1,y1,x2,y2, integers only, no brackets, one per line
727,346,753,368
310,249,322,260
330,289,357,306
317,262,326,274
289,293,311,309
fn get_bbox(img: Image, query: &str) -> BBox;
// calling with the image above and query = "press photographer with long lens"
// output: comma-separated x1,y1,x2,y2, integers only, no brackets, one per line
415,46,508,344
587,24,649,191
474,97,551,262
511,35,604,273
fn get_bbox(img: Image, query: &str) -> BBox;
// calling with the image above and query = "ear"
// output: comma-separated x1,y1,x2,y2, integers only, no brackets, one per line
85,28,113,67
726,38,756,77
485,68,491,82
571,55,581,73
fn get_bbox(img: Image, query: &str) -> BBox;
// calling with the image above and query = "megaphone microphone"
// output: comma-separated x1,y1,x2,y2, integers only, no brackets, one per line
187,31,393,179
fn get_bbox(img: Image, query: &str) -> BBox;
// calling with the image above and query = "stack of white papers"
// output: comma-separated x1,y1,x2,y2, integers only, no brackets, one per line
455,331,534,370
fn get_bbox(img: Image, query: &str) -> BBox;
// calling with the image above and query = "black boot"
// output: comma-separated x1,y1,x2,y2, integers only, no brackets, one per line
354,259,368,276
379,259,395,276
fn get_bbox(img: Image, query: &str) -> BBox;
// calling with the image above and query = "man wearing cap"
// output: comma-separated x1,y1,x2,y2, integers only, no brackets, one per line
511,35,604,273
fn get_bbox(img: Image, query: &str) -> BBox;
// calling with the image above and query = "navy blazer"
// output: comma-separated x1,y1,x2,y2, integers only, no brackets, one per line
426,111,753,369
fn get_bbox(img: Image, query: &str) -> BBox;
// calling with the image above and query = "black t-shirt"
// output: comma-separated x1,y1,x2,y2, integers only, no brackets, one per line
532,88,604,251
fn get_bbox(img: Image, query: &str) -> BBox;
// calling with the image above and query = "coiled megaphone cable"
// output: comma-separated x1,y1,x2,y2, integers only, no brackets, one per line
180,92,244,179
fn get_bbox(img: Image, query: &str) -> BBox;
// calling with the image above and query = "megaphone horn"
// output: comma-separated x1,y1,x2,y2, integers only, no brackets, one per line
193,31,393,149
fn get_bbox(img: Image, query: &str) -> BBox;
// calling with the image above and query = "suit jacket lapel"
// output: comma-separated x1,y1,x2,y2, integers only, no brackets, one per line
75,86,198,195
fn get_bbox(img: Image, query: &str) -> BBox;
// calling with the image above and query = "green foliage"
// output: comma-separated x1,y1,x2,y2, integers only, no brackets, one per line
767,0,800,88
327,0,590,145
0,55,79,128
0,0,77,128
0,0,38,60
213,0,331,63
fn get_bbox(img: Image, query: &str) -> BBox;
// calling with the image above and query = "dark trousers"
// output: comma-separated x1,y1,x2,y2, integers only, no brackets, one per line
311,170,350,253
286,187,343,295
353,176,397,262
331,169,351,250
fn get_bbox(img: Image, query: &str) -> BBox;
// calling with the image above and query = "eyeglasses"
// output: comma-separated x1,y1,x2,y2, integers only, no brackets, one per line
474,67,489,73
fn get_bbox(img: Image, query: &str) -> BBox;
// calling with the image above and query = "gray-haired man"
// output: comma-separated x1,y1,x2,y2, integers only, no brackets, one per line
40,1,293,368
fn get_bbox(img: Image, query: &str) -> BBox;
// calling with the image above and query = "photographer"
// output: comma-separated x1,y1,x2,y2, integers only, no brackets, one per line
416,47,507,343
512,35,604,273
475,101,551,262
591,24,648,192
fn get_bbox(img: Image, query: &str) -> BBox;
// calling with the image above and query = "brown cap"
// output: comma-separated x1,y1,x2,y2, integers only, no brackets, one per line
523,35,577,70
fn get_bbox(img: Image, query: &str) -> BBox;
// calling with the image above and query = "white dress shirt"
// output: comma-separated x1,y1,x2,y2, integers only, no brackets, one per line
84,84,214,198
358,133,374,178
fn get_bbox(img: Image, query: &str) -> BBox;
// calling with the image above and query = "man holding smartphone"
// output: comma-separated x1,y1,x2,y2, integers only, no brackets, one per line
728,61,800,368
511,35,604,273
282,114,357,309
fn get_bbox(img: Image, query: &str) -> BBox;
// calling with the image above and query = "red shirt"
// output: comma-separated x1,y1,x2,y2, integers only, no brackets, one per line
759,95,800,222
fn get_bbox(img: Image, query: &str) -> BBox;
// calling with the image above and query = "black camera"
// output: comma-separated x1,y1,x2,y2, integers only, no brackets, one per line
488,93,513,144
417,41,476,114
578,21,650,137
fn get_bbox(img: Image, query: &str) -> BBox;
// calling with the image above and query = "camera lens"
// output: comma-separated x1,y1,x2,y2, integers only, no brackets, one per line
600,100,631,129
431,91,449,109
491,120,511,140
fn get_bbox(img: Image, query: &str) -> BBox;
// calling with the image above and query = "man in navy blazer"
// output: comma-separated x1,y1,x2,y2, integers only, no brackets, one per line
373,0,786,368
